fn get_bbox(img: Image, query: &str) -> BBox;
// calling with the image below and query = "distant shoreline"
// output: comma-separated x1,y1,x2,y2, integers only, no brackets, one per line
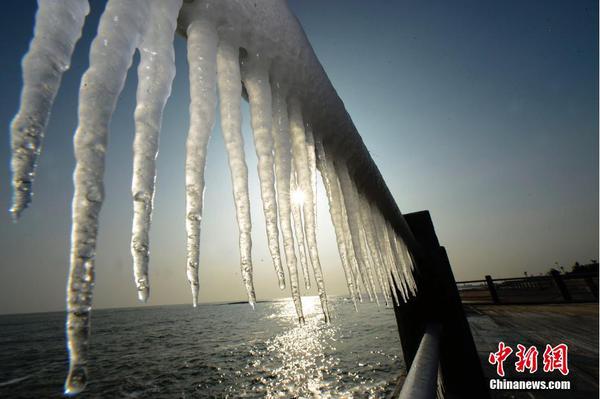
0,295,337,317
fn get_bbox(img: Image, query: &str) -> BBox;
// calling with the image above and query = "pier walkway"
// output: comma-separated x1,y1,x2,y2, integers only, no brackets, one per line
467,303,598,398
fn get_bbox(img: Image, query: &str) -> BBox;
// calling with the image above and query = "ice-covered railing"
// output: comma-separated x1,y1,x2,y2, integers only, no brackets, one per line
9,0,419,394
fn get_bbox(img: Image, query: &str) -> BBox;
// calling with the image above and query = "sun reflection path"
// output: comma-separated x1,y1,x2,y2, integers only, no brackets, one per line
235,297,388,398
253,296,339,398
220,297,398,398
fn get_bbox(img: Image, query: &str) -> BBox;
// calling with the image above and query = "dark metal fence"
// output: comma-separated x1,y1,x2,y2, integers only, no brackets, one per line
391,211,598,398
392,211,489,399
457,271,599,305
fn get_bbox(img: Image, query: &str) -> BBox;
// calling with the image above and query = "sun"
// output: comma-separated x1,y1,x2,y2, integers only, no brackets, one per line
291,189,305,206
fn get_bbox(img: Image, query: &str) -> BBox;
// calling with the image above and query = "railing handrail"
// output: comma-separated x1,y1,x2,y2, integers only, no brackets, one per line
398,323,442,399
562,271,599,279
457,271,598,285
456,279,487,284
455,270,599,305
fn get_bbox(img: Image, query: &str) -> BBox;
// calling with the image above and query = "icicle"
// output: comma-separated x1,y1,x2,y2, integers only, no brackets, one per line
184,19,218,307
385,223,410,299
336,161,378,304
358,195,392,306
397,236,418,294
390,227,417,296
373,210,402,305
377,217,405,304
386,264,401,305
394,233,414,279
359,225,382,305
380,218,407,295
305,124,318,227
216,41,256,305
315,137,358,309
288,98,329,321
65,0,150,394
10,0,89,220
366,202,398,305
271,83,303,321
130,0,182,303
338,164,379,305
240,53,285,290
404,239,417,271
8,0,432,393
337,179,366,302
380,252,401,306
290,163,312,290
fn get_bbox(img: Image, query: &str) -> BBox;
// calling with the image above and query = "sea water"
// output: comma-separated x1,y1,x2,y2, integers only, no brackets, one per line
0,296,403,398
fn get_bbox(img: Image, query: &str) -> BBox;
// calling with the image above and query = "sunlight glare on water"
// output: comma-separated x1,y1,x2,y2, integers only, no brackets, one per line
256,296,339,397
245,296,374,398
0,298,402,398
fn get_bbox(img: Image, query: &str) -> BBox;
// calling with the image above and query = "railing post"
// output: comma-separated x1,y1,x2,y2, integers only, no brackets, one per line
485,275,500,304
584,276,598,299
550,270,572,302
393,210,489,398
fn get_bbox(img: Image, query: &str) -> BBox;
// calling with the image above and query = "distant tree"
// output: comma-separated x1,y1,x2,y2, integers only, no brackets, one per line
570,261,598,275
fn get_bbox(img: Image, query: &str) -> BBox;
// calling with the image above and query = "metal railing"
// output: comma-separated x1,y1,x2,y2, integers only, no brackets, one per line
391,212,597,398
456,271,599,304
398,323,442,399
392,211,489,399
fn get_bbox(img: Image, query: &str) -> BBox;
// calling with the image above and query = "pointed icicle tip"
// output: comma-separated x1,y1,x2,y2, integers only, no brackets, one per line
9,209,20,223
249,301,256,310
9,199,25,222
64,364,87,396
137,287,149,303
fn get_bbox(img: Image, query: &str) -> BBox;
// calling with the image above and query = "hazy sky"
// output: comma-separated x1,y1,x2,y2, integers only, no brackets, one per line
0,0,597,314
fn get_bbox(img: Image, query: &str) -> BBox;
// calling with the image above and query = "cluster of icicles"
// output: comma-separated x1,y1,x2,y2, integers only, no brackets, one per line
9,0,417,394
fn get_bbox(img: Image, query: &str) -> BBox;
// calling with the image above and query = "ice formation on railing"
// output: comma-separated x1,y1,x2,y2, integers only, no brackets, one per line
290,162,313,290
131,0,182,303
184,17,218,308
217,41,256,305
10,0,89,220
9,0,419,394
271,82,303,319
